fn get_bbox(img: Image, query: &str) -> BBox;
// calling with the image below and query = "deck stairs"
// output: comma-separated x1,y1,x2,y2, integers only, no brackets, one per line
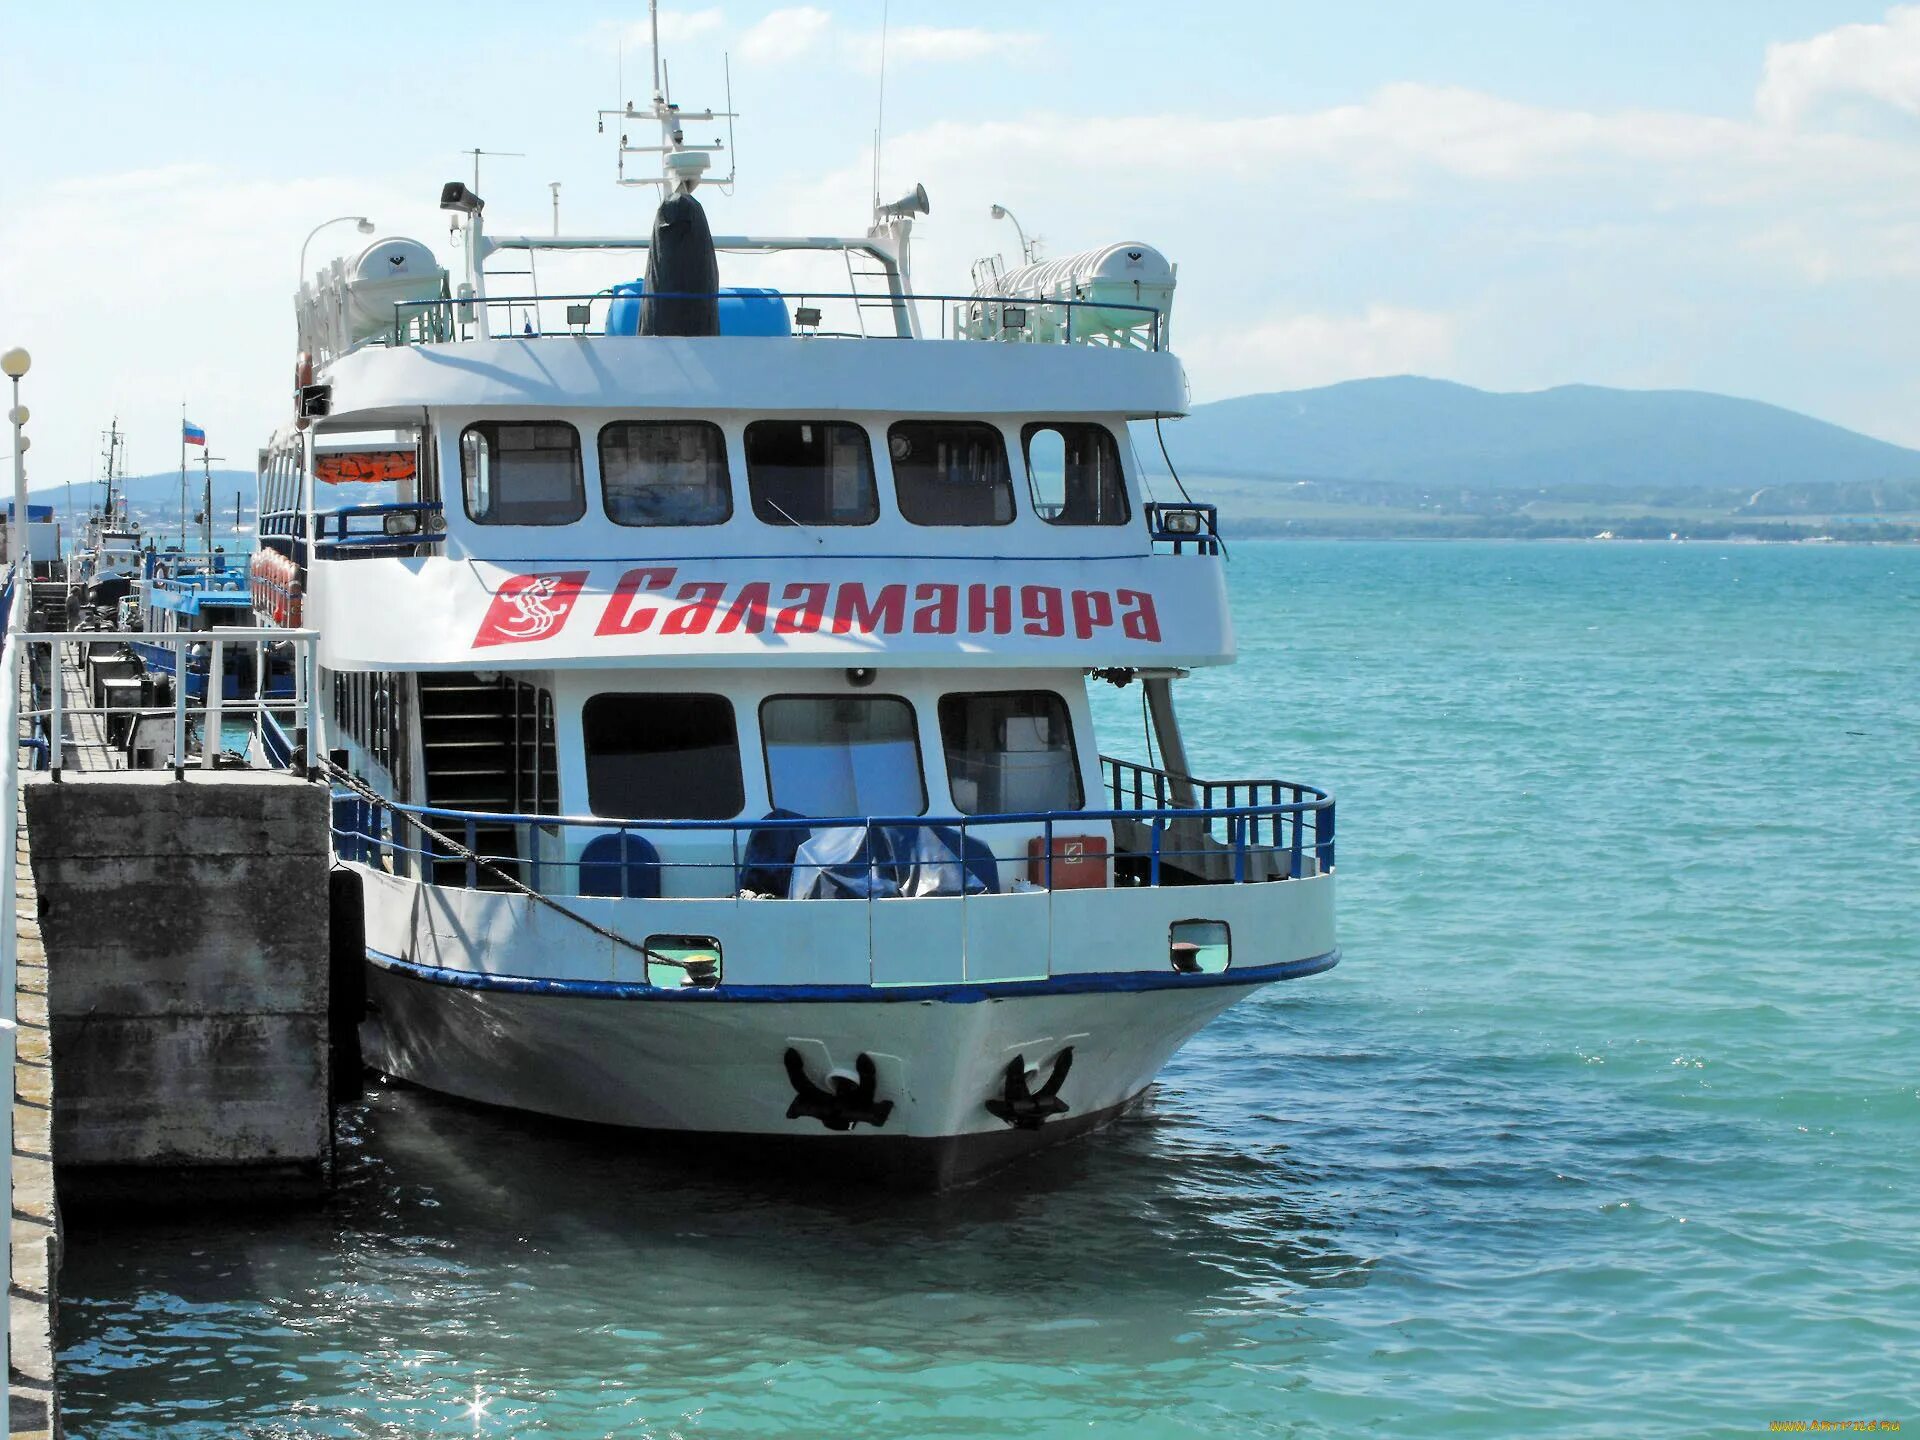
416,672,522,888
844,251,908,337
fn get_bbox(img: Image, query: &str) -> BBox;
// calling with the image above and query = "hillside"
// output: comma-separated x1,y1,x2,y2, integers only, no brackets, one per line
1155,377,1920,490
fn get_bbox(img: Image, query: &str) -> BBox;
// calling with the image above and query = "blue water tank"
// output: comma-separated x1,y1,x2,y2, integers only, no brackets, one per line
605,282,791,338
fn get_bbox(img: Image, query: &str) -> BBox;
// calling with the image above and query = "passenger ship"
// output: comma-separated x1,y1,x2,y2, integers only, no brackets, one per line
255,25,1337,1185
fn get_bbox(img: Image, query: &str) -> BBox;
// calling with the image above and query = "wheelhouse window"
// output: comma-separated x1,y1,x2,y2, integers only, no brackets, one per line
1022,422,1130,526
599,420,731,527
744,420,877,526
460,422,585,526
888,421,1015,526
760,696,925,817
582,694,742,819
938,691,1083,815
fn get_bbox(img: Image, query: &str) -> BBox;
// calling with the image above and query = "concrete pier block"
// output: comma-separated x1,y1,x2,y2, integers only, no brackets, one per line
23,772,331,1201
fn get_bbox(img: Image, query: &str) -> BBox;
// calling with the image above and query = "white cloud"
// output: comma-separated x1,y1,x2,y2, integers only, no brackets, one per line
740,6,832,65
0,166,430,488
1757,4,1920,127
656,7,725,44
736,10,1036,73
598,9,727,52
845,24,1040,73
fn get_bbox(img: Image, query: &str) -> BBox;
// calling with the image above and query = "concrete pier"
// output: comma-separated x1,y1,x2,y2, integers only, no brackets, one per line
23,772,332,1203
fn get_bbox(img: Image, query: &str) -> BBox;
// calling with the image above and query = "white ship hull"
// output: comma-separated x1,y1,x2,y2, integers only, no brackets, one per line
348,862,1338,1186
359,956,1324,1187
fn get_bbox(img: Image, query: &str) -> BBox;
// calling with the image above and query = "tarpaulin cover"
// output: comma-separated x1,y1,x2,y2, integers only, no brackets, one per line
740,816,998,900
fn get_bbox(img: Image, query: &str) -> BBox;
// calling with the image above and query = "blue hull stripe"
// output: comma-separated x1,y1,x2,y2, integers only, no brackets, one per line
365,946,1340,1004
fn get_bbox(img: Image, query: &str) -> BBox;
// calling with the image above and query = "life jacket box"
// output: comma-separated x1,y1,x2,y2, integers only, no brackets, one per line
1027,835,1110,889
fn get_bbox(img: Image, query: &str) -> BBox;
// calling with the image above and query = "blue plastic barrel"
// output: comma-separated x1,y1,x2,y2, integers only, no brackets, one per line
605,281,792,338
606,281,647,337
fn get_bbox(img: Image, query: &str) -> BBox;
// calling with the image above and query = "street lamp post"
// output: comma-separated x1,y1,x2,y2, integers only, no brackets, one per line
2,347,31,580
989,204,1035,267
298,215,377,290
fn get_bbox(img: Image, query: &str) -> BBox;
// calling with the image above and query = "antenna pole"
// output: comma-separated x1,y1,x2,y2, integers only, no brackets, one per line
650,0,662,97
873,0,889,211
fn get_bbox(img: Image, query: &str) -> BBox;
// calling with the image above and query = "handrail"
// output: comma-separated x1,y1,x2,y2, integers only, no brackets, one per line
1102,754,1335,876
14,628,319,779
388,290,1166,352
0,568,22,1388
348,794,1325,835
1144,502,1223,557
259,502,447,555
329,777,1333,897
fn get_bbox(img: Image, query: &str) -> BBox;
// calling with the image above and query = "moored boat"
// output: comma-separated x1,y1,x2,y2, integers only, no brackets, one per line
256,12,1338,1186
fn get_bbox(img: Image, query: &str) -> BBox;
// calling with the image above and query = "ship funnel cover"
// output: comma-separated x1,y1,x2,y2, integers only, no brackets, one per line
640,193,721,338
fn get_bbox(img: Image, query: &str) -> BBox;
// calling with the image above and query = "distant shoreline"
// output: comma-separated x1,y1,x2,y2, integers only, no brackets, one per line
1220,532,1919,545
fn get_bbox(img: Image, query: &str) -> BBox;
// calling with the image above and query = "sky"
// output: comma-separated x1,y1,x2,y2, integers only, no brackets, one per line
4,1,1920,487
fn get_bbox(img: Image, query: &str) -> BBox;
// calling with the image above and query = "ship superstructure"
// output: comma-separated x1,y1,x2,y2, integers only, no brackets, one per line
254,18,1337,1184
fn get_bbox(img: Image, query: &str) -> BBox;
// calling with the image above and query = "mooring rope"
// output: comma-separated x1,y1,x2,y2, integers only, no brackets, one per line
319,758,705,977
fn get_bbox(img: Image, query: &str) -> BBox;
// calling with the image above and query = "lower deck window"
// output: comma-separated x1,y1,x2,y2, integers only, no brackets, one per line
938,691,1083,815
583,693,742,819
761,696,925,816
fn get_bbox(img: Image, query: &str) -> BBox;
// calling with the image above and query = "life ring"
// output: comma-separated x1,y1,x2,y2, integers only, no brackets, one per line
248,550,303,627
294,352,314,431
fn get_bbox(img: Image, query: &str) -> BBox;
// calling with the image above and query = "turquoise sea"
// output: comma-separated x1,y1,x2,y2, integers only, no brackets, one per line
57,541,1920,1437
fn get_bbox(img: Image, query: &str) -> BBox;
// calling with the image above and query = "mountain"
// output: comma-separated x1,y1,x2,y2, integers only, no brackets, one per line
32,469,255,513
1154,377,1920,490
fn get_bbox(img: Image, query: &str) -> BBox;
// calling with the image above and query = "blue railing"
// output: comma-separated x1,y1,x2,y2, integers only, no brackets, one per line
389,291,1166,351
330,761,1332,898
1103,755,1333,878
259,503,446,556
1144,502,1222,556
143,549,237,581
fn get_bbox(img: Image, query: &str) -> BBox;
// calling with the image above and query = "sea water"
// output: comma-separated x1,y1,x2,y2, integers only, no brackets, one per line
56,541,1920,1437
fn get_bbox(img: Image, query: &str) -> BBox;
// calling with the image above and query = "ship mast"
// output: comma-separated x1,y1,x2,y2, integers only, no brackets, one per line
98,420,122,522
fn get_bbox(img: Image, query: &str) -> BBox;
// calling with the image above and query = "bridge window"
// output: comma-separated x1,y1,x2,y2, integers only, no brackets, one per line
599,420,732,527
888,421,1015,526
744,420,877,526
760,695,925,817
460,422,585,526
1022,423,1130,526
582,693,742,820
938,691,1083,815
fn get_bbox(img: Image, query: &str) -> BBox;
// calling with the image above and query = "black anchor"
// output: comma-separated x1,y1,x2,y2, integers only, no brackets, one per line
783,1049,894,1131
985,1047,1075,1130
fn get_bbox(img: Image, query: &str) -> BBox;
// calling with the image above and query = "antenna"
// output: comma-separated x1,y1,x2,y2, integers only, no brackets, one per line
198,451,225,554
873,0,890,213
462,147,525,192
596,6,737,195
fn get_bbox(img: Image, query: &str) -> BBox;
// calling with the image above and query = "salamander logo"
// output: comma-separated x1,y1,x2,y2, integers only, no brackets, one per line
472,571,589,648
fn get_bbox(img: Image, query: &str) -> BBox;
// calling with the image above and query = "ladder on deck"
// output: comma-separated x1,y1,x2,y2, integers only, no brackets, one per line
844,251,909,338
416,673,523,888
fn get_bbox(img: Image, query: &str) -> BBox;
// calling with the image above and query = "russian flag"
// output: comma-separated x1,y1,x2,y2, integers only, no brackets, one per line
182,420,206,446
